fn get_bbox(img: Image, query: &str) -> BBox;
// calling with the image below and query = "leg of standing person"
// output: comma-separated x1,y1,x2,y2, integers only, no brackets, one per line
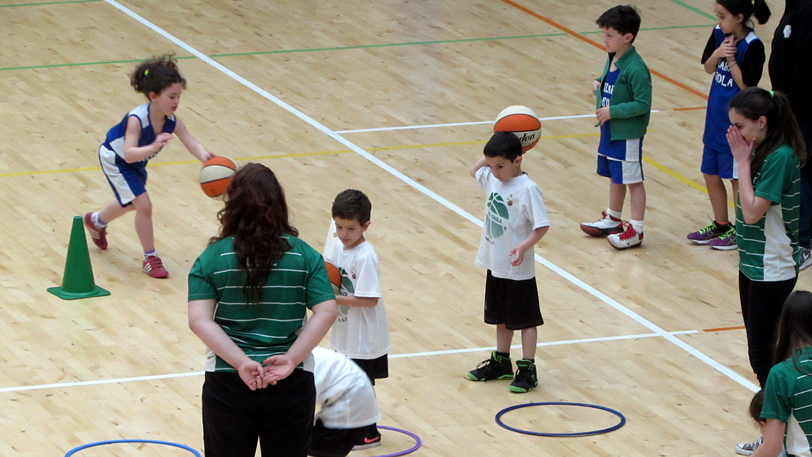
202,372,262,457
257,369,316,457
738,271,797,388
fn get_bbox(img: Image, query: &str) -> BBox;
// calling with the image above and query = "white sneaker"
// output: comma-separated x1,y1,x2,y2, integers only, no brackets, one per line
800,247,812,271
735,436,763,456
607,223,643,250
580,211,623,237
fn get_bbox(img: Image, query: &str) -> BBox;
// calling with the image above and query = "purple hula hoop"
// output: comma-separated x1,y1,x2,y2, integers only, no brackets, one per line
371,425,422,457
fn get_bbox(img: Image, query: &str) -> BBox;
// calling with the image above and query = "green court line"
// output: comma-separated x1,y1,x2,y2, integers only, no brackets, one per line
0,0,100,7
0,24,712,71
668,0,716,21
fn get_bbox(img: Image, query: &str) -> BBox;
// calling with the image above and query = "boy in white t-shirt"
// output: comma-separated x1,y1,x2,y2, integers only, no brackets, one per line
467,131,550,393
329,189,391,449
309,347,381,457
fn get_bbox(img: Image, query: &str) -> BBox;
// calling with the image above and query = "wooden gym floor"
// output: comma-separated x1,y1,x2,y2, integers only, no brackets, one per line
0,0,806,455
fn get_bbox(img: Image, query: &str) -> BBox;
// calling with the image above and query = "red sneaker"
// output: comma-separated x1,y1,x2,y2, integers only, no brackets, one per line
580,211,623,237
83,212,108,250
142,256,169,278
607,222,643,250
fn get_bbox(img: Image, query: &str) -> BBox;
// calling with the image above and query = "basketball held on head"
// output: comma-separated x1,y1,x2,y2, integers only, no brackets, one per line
494,105,542,153
199,156,238,199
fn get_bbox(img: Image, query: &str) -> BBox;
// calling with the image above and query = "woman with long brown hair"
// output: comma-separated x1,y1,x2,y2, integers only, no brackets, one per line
188,163,337,456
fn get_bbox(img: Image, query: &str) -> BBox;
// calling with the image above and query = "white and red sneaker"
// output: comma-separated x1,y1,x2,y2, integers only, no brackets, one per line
83,212,108,250
142,255,169,278
607,223,643,250
580,211,623,236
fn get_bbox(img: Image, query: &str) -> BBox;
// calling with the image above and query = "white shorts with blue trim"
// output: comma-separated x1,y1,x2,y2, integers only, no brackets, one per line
98,144,148,206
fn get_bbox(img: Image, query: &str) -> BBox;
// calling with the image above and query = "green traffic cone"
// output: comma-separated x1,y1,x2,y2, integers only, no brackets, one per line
47,215,110,300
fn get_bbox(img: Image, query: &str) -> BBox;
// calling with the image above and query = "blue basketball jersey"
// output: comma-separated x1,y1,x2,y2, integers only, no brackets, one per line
102,103,176,167
598,69,643,161
703,27,761,151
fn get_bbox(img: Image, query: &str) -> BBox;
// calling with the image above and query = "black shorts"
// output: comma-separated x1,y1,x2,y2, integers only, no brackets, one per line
484,270,544,330
352,354,388,386
308,419,368,457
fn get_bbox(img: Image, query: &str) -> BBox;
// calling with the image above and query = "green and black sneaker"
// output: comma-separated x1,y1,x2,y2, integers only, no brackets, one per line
467,351,513,381
509,359,539,393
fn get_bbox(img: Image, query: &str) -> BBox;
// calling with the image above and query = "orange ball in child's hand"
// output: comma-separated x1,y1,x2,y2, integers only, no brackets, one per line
199,156,238,198
325,261,341,294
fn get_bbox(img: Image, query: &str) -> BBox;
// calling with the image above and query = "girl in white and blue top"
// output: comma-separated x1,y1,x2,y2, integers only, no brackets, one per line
83,55,214,278
687,0,770,249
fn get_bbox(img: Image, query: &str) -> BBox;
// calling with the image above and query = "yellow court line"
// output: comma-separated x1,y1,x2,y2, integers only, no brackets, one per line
0,132,725,208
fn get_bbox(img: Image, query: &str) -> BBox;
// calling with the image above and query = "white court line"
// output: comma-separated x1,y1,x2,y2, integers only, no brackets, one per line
0,330,698,394
103,0,758,393
334,111,659,134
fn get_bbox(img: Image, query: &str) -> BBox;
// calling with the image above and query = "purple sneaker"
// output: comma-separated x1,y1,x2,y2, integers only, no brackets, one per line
687,220,728,245
708,227,737,251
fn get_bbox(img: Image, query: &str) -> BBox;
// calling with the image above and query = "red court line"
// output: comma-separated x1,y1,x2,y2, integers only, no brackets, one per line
501,0,709,101
703,326,746,332
673,106,706,111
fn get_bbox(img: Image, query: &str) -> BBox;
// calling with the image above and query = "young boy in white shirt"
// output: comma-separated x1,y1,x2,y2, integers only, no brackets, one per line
467,131,550,393
329,189,391,449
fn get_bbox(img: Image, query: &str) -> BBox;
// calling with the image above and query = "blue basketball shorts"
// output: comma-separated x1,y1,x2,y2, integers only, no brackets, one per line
98,144,148,206
701,145,738,180
596,154,644,185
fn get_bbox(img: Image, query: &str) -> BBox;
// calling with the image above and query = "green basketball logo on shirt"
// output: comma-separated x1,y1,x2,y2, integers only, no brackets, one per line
336,266,355,323
485,192,509,243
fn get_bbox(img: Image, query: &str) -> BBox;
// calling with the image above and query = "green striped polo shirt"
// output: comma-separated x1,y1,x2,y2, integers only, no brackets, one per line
188,235,335,372
736,144,800,281
761,346,812,455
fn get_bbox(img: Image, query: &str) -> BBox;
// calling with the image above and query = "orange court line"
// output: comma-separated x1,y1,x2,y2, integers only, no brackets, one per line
500,0,709,101
673,106,707,111
703,325,746,332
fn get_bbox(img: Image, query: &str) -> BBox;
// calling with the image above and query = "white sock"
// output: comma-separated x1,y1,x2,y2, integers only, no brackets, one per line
607,209,622,221
91,212,107,228
144,250,157,260
631,220,644,234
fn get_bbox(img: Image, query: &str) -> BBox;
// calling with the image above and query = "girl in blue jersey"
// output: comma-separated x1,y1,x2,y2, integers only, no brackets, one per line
83,55,214,278
687,0,770,250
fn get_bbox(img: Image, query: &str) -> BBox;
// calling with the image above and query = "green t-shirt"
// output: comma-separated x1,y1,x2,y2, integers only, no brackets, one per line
188,235,335,371
736,144,800,281
761,347,812,456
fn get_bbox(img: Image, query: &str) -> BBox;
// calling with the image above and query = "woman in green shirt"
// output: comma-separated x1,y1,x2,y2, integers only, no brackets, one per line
188,163,337,457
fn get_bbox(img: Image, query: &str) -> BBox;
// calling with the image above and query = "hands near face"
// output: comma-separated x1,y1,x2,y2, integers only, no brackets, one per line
726,125,754,163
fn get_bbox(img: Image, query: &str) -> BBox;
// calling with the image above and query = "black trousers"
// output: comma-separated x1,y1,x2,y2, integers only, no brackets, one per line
739,270,797,388
202,369,316,457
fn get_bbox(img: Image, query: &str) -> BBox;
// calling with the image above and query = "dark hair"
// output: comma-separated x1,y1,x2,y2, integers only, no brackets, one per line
748,390,765,424
484,131,522,161
130,54,187,99
729,88,806,175
716,0,771,27
596,5,641,41
211,163,299,302
332,189,372,225
773,291,812,373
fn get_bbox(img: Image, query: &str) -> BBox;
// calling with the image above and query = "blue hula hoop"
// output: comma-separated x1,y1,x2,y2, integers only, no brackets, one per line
495,401,626,437
65,439,201,456
372,425,422,457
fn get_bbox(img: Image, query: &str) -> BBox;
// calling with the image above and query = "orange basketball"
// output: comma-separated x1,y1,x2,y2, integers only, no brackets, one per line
325,261,341,294
493,106,542,153
199,156,238,198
